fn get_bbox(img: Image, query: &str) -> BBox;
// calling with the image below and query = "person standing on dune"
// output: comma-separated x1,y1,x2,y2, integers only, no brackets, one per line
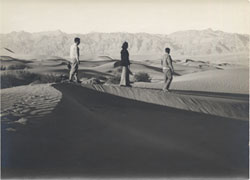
69,37,81,83
161,47,174,92
120,42,132,87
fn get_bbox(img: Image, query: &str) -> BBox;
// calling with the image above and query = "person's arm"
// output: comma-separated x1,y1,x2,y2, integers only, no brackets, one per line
120,50,124,66
169,55,174,72
127,51,130,67
76,46,80,64
161,54,166,68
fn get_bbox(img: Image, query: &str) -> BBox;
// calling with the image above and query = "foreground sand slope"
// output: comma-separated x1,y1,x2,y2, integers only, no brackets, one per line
1,83,248,178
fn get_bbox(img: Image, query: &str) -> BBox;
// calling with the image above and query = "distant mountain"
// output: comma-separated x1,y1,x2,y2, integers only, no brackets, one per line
0,29,249,64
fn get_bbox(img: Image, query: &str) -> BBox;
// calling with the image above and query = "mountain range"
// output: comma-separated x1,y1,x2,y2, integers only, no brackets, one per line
0,29,249,64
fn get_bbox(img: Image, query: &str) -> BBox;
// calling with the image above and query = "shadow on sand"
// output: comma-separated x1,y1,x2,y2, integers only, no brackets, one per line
1,83,249,179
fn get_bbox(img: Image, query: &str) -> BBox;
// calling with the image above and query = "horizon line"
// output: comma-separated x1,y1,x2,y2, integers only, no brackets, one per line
1,28,249,36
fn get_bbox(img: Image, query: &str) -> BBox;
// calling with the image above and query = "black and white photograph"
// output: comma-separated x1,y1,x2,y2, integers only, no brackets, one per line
0,0,249,179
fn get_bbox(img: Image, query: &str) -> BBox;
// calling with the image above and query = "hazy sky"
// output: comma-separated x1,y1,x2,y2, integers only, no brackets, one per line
0,0,249,34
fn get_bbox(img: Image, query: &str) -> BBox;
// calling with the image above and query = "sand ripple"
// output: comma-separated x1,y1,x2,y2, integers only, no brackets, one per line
1,84,62,131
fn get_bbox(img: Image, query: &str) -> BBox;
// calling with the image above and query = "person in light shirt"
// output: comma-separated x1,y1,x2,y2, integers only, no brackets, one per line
161,47,174,92
69,37,81,82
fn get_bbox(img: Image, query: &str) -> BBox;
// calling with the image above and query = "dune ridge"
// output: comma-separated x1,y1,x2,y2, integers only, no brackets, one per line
82,83,248,120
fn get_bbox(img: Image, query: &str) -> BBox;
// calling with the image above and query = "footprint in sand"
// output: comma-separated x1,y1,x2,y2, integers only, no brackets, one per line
1,84,62,132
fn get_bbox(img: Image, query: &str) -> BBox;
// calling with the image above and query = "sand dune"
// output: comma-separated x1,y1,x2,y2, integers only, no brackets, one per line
1,53,249,179
90,55,114,61
134,67,249,94
1,83,248,178
1,84,62,132
85,83,248,120
2,54,245,86
0,56,34,67
86,59,216,82
89,60,119,72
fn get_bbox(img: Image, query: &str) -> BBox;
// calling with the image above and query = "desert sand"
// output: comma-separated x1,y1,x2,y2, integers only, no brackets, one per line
1,83,248,179
1,54,249,179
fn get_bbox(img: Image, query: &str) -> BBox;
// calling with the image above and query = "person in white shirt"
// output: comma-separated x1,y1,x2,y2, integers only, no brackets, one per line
161,48,174,92
69,37,81,82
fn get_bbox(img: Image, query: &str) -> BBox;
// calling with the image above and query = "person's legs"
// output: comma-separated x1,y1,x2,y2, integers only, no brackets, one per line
69,63,74,81
162,69,168,91
125,66,130,86
74,64,80,82
69,62,77,81
120,66,127,86
166,70,173,90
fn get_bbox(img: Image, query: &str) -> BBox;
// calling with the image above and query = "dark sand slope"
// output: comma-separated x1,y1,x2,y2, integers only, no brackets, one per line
2,83,249,178
87,84,249,120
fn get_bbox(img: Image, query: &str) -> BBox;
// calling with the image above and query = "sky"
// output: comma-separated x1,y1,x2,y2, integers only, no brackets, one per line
0,0,249,34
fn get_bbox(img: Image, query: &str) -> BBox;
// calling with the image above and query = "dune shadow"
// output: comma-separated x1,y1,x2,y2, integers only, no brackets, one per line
132,62,162,72
1,83,248,178
131,62,181,76
171,89,249,100
0,56,34,63
131,86,249,100
54,69,113,80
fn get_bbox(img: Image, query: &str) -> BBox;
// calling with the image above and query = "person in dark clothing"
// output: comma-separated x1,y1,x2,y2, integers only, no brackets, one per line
120,41,131,87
